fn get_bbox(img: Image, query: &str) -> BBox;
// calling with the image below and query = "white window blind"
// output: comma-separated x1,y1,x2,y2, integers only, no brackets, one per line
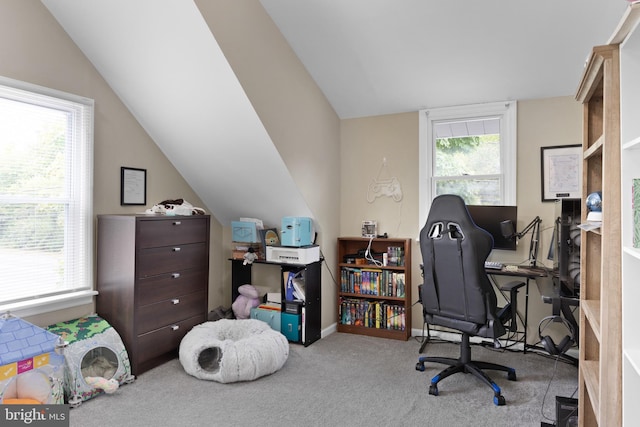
0,77,94,314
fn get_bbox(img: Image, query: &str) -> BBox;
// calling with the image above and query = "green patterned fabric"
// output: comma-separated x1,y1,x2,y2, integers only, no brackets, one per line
47,315,112,345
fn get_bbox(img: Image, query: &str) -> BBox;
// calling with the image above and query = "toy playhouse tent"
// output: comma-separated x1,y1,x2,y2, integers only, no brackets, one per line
47,314,134,407
0,314,65,405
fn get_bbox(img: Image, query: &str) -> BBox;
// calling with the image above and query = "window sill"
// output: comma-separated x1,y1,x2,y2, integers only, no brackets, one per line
0,290,98,318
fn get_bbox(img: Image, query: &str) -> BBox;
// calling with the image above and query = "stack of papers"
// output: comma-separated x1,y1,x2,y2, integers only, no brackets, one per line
578,222,601,232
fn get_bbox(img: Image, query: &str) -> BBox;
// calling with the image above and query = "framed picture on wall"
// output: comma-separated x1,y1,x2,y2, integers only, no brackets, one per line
121,167,147,205
540,145,582,202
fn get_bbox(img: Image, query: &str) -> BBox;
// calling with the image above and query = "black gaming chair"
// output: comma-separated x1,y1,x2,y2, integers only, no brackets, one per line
415,194,517,406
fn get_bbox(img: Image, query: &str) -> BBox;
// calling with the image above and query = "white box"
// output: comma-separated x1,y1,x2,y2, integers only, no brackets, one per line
267,292,282,304
266,245,320,265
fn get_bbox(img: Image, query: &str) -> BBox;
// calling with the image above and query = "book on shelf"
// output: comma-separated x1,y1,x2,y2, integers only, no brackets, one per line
340,266,405,297
284,271,295,301
395,273,405,298
386,246,405,266
257,302,281,311
301,306,305,343
283,269,306,301
338,298,406,331
292,274,306,301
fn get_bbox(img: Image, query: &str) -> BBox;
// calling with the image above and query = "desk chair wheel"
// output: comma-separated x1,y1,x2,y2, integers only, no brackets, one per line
507,370,517,381
429,383,439,396
494,393,506,406
415,361,426,371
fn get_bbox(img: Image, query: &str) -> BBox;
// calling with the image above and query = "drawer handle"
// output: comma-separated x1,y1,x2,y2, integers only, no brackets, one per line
173,221,182,226
171,298,180,305
172,247,181,252
171,273,181,279
171,325,180,331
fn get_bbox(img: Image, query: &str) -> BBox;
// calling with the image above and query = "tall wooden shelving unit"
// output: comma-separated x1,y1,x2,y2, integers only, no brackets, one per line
575,41,622,427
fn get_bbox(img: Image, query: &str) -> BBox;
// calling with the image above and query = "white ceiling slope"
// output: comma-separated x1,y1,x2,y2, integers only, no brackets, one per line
41,0,312,227
41,0,628,227
260,0,628,119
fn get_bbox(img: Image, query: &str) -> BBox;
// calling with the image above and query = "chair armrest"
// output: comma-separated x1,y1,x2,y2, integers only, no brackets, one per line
497,280,526,331
499,280,526,293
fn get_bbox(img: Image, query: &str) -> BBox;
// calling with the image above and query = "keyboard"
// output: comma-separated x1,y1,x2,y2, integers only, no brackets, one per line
484,261,503,270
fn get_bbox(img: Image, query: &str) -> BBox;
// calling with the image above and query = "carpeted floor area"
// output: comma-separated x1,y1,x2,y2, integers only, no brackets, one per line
68,331,578,427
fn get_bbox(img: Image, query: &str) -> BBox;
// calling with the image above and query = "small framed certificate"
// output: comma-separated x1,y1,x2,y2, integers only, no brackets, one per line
120,167,147,206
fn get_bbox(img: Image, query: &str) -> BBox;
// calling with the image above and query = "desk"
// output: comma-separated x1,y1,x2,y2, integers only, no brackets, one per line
486,265,548,353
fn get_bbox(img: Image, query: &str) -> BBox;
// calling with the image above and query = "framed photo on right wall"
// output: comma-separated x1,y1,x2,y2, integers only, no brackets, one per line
540,144,582,202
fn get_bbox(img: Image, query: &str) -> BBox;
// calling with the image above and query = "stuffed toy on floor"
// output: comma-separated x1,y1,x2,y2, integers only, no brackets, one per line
231,284,260,319
84,377,119,394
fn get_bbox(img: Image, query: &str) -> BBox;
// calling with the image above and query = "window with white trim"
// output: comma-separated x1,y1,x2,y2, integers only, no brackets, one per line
419,101,517,227
0,76,95,316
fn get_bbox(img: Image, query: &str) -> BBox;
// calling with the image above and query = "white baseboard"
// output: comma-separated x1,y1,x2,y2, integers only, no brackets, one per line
322,322,337,338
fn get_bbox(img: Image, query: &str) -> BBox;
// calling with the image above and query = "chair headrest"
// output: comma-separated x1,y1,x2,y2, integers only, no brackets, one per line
421,195,477,239
428,195,474,226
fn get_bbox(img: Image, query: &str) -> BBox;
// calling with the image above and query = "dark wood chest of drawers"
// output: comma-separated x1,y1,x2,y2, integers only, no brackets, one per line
97,214,210,375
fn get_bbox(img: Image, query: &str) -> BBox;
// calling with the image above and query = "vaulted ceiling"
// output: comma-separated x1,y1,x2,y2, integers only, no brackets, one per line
40,0,627,226
41,0,313,227
260,0,627,118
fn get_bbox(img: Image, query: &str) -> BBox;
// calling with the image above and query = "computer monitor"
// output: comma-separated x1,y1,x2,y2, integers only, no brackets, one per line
466,205,517,251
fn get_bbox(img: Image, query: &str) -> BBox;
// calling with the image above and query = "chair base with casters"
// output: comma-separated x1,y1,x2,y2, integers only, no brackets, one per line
415,333,517,406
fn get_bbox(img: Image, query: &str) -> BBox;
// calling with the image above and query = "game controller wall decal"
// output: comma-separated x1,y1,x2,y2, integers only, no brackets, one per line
367,157,403,203
367,176,403,203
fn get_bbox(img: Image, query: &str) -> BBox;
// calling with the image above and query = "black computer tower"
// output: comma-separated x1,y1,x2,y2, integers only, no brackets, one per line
556,396,578,427
552,199,581,297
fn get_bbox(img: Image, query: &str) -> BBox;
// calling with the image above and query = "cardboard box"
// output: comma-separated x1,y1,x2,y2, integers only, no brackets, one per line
231,242,263,260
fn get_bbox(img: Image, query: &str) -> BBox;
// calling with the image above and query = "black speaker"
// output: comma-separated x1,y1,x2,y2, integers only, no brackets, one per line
556,396,578,427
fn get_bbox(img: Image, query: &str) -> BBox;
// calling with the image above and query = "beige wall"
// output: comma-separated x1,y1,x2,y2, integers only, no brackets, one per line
0,0,223,327
196,0,342,328
1,1,582,344
340,97,582,344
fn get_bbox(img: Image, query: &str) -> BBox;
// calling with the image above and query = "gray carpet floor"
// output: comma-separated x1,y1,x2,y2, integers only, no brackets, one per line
68,332,577,427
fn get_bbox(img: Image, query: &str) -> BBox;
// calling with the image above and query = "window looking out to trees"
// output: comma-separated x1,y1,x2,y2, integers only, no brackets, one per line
0,76,94,315
433,118,502,205
419,101,517,228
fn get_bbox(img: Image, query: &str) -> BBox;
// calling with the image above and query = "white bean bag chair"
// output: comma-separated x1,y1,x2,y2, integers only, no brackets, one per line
179,319,289,383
